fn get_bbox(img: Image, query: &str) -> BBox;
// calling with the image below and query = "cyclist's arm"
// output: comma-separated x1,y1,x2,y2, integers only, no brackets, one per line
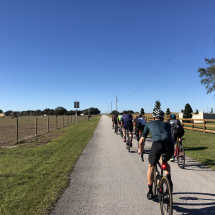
138,124,149,153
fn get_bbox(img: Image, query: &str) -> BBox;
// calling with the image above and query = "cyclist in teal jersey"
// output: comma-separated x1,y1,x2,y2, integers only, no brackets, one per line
138,109,174,200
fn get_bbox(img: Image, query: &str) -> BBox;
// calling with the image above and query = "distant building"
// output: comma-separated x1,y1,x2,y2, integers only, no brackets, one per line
179,111,215,123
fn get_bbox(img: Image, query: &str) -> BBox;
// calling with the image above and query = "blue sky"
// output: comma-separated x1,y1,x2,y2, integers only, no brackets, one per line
0,0,215,114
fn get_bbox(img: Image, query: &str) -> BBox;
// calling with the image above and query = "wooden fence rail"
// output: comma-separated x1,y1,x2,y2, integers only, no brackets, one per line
145,116,215,134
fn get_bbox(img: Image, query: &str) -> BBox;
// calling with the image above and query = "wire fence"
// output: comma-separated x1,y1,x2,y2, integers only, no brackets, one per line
0,115,89,146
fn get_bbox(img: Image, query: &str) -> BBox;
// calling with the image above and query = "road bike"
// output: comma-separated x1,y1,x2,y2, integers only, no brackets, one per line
125,126,131,152
135,130,142,148
141,151,173,215
118,124,123,138
173,140,185,169
114,124,118,134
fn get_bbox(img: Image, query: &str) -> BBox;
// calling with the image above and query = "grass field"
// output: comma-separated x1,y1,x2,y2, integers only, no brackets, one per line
0,115,87,146
0,115,101,215
182,129,215,169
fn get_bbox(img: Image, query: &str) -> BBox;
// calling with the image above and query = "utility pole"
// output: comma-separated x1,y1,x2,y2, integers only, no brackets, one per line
116,95,118,112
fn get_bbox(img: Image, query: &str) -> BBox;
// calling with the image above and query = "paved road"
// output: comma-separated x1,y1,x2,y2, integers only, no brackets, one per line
50,115,215,215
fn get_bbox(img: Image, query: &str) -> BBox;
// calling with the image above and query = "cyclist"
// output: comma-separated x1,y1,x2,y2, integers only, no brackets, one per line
138,109,174,200
134,115,146,141
118,113,123,132
113,113,118,133
167,114,184,161
121,110,133,146
112,114,115,129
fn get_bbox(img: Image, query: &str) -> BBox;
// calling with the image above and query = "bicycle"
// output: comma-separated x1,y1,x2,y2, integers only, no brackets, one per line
119,124,123,138
141,151,173,215
125,126,131,152
135,130,142,148
173,139,185,169
114,124,118,134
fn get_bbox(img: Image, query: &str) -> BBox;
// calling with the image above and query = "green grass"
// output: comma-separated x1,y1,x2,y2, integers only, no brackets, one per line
0,116,101,215
183,129,215,169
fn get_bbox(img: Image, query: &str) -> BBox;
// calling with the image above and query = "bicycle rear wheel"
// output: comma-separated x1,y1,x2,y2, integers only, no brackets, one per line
159,177,173,215
177,145,185,169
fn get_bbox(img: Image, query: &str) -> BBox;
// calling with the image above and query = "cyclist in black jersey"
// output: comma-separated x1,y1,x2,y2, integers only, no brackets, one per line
167,113,184,161
138,109,174,200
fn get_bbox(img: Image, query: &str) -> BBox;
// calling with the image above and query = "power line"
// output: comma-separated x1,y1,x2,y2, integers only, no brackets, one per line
120,25,215,101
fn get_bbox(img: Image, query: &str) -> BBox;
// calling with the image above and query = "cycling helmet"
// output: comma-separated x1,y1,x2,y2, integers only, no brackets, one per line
123,110,127,114
152,109,165,118
170,114,176,119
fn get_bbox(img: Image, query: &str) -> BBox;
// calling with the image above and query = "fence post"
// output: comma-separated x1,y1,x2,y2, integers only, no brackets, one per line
71,115,72,125
181,119,183,127
56,115,58,129
47,117,49,132
16,118,18,143
63,116,64,127
191,119,194,130
35,118,37,136
68,116,69,126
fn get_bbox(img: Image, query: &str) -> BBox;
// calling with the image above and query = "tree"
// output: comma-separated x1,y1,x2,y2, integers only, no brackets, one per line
154,100,161,111
181,109,184,113
210,108,213,113
140,108,145,116
183,103,193,119
195,109,199,114
54,106,67,115
89,107,101,115
110,110,119,115
127,110,134,114
198,58,215,95
43,108,50,115
166,108,170,115
48,109,54,115
35,109,42,116
0,109,3,113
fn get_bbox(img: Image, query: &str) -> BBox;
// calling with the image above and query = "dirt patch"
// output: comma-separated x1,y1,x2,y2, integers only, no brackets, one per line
0,129,65,148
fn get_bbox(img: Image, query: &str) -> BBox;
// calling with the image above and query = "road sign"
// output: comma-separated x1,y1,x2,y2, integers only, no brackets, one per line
74,102,80,108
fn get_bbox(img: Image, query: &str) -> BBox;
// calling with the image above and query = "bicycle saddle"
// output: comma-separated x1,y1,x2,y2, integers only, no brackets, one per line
161,153,169,162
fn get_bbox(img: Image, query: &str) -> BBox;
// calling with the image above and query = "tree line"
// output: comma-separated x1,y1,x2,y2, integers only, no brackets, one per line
1,107,101,116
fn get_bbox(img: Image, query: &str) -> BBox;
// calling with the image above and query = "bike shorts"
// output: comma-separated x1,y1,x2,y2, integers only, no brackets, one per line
172,128,184,142
136,125,145,133
148,142,174,166
123,122,133,132
114,119,118,125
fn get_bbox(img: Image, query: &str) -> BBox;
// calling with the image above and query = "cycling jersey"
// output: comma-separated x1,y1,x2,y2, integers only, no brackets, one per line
167,119,182,130
167,119,184,142
121,114,133,123
136,117,146,125
118,115,122,121
142,120,174,144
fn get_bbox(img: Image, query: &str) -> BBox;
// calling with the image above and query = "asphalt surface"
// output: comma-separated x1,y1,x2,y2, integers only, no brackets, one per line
50,115,215,215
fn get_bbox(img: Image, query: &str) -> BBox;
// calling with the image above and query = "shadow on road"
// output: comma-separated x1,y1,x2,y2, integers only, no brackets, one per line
173,192,215,215
184,160,214,172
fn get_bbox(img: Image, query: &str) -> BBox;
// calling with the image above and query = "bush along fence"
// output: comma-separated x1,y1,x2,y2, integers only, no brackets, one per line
145,116,215,134
13,115,89,144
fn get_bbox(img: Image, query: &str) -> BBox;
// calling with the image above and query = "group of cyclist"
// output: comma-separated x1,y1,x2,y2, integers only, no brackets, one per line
111,109,184,200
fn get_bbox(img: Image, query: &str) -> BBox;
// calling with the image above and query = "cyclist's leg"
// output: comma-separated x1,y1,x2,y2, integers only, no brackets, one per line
162,142,174,191
147,142,162,199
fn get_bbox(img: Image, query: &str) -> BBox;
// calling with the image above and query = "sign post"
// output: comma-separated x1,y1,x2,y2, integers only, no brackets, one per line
74,102,80,127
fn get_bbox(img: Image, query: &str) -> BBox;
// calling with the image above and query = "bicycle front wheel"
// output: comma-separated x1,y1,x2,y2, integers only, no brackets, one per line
159,177,173,215
177,145,185,169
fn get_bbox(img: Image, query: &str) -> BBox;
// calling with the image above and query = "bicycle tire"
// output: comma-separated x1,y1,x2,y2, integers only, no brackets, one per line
153,166,159,197
159,177,173,215
177,145,185,169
